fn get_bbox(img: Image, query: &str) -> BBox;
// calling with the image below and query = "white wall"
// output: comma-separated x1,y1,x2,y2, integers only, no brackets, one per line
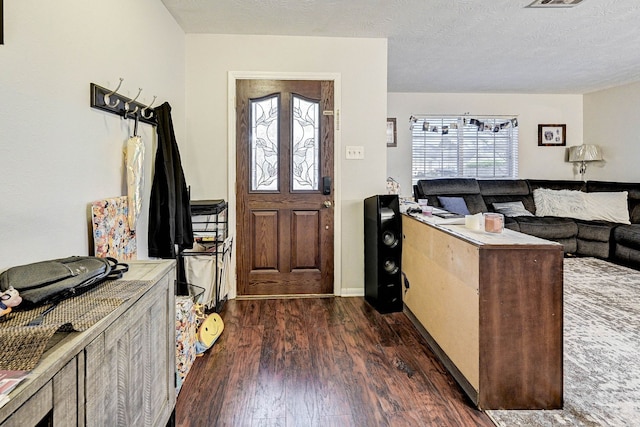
184,34,388,295
584,81,640,182
0,0,185,269
387,93,584,197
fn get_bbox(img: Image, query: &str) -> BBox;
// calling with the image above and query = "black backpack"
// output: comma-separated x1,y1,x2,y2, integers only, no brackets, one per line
0,256,129,308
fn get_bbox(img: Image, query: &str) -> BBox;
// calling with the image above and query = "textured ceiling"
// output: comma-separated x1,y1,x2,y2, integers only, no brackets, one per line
161,0,640,94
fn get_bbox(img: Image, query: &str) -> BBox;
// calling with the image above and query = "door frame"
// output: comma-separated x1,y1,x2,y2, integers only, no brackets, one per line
227,71,343,299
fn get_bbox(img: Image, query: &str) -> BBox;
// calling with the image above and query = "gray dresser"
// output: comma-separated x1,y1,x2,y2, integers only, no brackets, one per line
0,260,176,427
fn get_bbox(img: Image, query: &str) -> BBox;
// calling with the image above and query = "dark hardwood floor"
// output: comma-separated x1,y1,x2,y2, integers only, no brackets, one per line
175,297,495,427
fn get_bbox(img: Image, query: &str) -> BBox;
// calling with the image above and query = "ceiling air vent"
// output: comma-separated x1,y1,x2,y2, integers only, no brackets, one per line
526,0,586,7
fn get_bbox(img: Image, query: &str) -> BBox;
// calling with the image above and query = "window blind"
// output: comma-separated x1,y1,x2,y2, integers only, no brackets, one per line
411,115,518,184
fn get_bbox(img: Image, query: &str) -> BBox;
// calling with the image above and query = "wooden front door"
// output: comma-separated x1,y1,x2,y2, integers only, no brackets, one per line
236,80,334,296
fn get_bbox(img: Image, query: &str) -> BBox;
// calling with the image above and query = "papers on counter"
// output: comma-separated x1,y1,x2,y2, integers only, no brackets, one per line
408,210,466,225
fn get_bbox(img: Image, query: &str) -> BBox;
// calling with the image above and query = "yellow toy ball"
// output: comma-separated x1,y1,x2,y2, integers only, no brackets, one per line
195,313,224,356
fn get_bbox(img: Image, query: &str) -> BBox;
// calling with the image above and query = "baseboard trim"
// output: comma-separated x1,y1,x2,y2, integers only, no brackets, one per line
340,287,365,297
235,289,365,299
236,293,333,300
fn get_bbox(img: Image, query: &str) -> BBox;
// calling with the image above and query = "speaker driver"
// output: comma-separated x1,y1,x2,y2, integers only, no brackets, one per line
383,259,399,274
382,230,399,248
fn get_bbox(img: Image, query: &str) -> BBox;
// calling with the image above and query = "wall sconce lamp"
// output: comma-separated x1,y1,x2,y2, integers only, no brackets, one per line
568,144,603,181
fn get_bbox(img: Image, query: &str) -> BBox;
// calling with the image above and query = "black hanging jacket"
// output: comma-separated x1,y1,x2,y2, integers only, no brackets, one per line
148,102,193,258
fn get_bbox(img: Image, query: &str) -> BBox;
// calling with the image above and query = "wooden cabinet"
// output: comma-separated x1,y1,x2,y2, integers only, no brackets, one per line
0,261,176,427
53,357,79,426
402,215,563,410
0,380,52,427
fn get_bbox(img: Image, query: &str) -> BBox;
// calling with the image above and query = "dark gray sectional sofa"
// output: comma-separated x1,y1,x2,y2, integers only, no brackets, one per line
414,178,640,269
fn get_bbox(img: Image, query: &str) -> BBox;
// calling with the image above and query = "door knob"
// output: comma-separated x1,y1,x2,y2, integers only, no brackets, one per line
323,200,332,208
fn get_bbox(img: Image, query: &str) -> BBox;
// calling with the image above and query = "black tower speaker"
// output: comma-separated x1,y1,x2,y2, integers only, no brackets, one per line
364,194,403,313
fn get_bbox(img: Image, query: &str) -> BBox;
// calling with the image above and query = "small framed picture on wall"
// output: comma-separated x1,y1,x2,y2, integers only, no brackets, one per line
387,118,397,147
538,124,566,146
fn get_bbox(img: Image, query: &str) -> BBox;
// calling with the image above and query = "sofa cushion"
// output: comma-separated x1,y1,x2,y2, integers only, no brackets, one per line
533,188,630,224
438,196,470,215
613,243,640,267
512,216,578,239
528,179,586,192
575,220,617,242
492,201,534,217
479,179,535,213
613,225,640,250
577,239,611,259
555,237,577,254
478,179,530,196
576,219,615,259
504,217,520,232
418,178,481,195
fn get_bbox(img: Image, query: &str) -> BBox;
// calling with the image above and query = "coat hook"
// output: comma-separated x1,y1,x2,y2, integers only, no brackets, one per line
133,112,140,137
123,88,143,118
141,95,157,119
104,78,124,108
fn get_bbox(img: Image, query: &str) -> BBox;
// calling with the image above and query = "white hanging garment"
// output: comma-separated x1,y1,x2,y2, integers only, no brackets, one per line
125,135,145,231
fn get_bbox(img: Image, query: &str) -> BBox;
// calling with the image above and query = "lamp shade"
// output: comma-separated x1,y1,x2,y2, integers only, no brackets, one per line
568,144,602,162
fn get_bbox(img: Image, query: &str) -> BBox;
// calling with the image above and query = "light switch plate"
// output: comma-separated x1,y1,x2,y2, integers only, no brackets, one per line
345,145,365,160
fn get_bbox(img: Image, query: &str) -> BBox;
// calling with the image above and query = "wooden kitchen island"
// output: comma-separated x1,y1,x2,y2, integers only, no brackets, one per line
402,213,563,410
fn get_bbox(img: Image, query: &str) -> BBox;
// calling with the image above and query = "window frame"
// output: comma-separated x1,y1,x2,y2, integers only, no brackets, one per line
410,115,519,185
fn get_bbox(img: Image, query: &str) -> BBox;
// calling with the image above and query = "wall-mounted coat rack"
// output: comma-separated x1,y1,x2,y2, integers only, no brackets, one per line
90,79,157,126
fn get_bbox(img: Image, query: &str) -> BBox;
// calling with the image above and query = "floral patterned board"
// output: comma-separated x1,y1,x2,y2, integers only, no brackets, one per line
91,196,137,260
175,296,198,394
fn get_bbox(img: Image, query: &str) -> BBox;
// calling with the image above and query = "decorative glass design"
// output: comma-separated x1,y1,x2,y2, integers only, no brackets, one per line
251,96,279,191
292,95,320,191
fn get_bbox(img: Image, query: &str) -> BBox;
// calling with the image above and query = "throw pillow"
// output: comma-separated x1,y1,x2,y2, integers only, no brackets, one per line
492,201,534,217
582,191,630,224
437,196,470,215
533,188,630,224
533,189,583,218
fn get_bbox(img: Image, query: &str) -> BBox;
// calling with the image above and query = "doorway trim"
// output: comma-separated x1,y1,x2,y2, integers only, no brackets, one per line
227,71,343,299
